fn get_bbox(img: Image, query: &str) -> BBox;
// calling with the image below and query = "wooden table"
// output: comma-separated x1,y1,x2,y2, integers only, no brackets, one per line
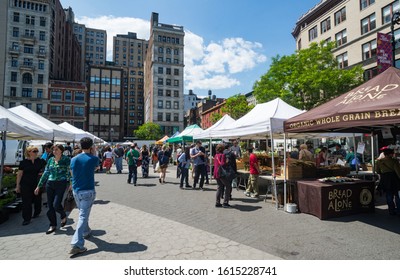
296,179,375,220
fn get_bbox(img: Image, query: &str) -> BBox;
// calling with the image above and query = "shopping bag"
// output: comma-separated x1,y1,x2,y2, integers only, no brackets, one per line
155,162,161,173
64,190,76,212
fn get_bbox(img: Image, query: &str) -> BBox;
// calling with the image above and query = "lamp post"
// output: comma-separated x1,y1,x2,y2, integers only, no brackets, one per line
391,11,400,67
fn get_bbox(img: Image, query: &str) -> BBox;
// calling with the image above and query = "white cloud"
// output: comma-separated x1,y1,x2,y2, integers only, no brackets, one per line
75,16,267,91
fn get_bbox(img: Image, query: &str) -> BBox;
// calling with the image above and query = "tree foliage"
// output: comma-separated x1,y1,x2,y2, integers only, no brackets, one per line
253,42,364,110
222,94,254,119
134,122,163,140
210,112,223,125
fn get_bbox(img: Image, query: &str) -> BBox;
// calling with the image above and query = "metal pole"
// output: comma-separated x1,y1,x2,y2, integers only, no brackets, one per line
0,132,7,192
283,133,287,211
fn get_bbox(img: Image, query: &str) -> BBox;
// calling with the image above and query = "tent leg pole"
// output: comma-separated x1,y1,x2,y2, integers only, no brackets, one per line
283,133,287,211
269,132,278,210
0,132,7,192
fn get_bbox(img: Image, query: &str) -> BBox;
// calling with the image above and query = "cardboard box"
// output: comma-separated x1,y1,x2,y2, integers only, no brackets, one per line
286,165,303,179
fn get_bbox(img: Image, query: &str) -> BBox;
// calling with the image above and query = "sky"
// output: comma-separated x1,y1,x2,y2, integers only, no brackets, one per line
60,0,321,99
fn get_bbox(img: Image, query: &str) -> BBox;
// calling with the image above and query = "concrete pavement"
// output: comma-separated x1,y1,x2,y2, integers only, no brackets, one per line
0,163,399,260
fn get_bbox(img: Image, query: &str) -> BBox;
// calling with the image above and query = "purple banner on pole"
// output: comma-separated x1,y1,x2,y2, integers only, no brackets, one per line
377,33,392,73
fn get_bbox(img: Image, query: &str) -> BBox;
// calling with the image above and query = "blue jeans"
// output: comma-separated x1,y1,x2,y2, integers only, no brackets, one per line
180,168,189,187
386,190,400,214
114,157,123,172
71,189,96,249
128,164,137,184
46,180,68,227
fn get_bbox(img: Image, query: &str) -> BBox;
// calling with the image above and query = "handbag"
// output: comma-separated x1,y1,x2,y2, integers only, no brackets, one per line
216,154,234,179
64,190,76,212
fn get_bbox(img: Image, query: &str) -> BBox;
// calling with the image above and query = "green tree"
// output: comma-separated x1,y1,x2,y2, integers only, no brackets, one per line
210,112,223,124
253,42,364,110
222,94,254,119
134,123,163,140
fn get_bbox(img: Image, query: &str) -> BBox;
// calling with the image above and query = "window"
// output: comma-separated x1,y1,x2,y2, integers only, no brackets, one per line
22,73,32,84
174,69,179,75
360,0,375,10
362,39,377,60
394,28,400,49
37,89,43,99
25,15,35,25
382,1,400,24
22,103,32,109
174,113,179,122
10,87,17,97
173,101,179,109
74,107,84,117
11,57,18,67
174,59,179,64
13,12,19,22
158,78,163,85
166,79,171,86
158,67,163,74
166,101,171,109
158,47,163,53
158,89,163,96
174,80,179,86
166,113,171,121
157,112,163,121
361,13,376,35
63,105,70,116
40,17,46,26
166,48,171,54
337,52,348,69
36,104,43,114
166,90,171,97
335,29,347,46
158,57,163,62
308,25,318,41
158,100,163,109
12,42,18,50
12,27,19,37
37,74,44,84
174,49,179,55
166,58,171,64
166,68,171,75
38,60,44,70
39,31,45,41
24,44,34,54
50,106,61,115
363,67,378,80
22,88,32,97
320,18,331,34
335,7,346,25
51,91,62,100
174,91,179,97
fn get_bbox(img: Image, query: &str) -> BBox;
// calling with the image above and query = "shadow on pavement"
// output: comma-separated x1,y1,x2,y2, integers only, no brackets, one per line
136,183,157,187
93,200,111,205
232,205,263,212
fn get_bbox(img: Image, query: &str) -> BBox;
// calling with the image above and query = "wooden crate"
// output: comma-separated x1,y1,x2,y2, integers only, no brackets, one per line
286,165,303,179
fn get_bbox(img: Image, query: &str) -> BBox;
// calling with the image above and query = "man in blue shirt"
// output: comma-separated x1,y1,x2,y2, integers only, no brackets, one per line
190,140,206,190
69,137,99,256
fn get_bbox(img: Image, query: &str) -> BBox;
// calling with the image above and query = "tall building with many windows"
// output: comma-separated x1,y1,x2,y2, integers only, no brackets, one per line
292,0,399,80
144,12,185,135
1,0,54,111
113,32,148,137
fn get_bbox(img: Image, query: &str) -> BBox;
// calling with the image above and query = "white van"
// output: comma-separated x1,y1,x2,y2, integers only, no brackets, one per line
0,140,22,167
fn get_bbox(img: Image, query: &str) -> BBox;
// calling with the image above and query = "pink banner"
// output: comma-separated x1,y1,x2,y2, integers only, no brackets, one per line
377,33,392,73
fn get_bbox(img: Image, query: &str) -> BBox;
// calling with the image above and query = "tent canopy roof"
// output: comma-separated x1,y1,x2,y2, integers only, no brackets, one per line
166,124,204,143
155,135,169,145
9,105,75,141
285,67,400,133
193,114,235,139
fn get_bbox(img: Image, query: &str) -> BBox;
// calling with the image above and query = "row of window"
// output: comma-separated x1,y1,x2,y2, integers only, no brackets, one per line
11,72,44,84
157,89,179,97
8,102,43,113
86,53,105,60
89,91,121,99
51,105,85,117
86,31,105,38
12,28,47,41
9,86,43,98
157,67,179,75
126,105,144,110
51,91,85,102
115,53,141,60
308,1,399,42
115,41,145,48
157,100,180,109
157,47,179,55
115,61,142,67
127,70,144,76
89,107,120,114
123,91,144,97
11,57,45,69
157,57,180,64
90,76,121,85
86,45,104,52
157,78,180,86
85,38,105,45
157,112,179,122
13,13,47,27
115,47,142,54
124,98,144,104
13,1,48,12
157,35,181,45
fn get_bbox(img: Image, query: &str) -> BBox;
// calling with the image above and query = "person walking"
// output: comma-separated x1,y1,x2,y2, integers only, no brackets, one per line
214,144,233,208
244,146,260,198
112,144,125,174
157,145,171,184
126,145,140,186
190,140,206,190
102,146,113,174
376,148,400,215
68,137,99,255
41,142,54,162
178,147,192,189
16,146,47,226
140,145,150,178
35,144,71,234
151,145,159,172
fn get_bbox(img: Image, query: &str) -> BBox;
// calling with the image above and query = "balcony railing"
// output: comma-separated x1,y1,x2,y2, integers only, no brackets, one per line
8,47,20,54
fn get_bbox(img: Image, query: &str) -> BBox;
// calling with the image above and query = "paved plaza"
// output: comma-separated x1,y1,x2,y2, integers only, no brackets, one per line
0,163,399,260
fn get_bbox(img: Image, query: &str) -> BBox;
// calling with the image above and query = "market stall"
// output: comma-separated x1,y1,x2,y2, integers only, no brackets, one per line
283,66,400,217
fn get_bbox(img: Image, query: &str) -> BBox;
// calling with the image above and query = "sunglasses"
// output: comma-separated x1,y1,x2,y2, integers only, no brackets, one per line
31,150,39,153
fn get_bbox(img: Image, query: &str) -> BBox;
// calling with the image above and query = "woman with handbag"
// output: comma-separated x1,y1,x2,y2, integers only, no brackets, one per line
140,145,150,178
34,144,71,234
213,144,232,208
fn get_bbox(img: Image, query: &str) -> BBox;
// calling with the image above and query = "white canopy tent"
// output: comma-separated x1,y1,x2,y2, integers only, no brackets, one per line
9,105,75,142
58,122,106,144
193,114,235,140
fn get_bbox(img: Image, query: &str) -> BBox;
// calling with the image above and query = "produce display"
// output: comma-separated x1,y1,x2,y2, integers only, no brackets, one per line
318,176,358,183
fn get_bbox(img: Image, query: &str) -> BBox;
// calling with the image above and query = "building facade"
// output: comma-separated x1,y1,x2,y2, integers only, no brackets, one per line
201,101,226,129
292,0,400,80
113,32,148,137
1,0,54,111
87,65,123,142
48,80,86,128
144,12,185,136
